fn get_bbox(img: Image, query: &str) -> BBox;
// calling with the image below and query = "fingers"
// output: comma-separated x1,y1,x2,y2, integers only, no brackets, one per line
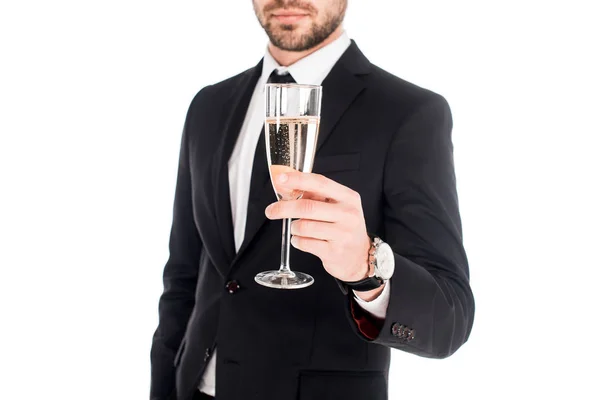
290,219,337,241
296,191,336,204
290,235,329,260
273,171,360,206
266,199,349,222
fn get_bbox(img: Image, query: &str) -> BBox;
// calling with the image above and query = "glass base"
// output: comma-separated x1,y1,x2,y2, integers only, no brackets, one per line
254,270,314,289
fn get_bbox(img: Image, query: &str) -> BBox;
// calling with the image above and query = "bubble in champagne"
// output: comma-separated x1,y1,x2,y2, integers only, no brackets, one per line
266,116,320,201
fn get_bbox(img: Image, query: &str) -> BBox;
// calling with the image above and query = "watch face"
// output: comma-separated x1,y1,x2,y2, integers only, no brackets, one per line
374,242,395,280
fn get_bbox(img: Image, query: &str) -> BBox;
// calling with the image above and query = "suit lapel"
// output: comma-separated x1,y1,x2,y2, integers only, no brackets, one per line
316,41,371,151
230,42,371,269
212,61,263,270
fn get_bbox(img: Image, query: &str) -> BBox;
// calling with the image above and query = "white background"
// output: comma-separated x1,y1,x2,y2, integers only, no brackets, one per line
1,1,599,399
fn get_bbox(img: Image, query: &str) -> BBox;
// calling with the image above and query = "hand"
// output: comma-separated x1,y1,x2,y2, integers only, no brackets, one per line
265,171,372,283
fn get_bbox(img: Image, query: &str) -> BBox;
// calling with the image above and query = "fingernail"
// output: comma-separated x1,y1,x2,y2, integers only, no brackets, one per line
278,173,288,183
265,204,273,217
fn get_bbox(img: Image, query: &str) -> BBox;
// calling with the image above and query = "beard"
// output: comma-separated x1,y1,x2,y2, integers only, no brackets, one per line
255,0,346,52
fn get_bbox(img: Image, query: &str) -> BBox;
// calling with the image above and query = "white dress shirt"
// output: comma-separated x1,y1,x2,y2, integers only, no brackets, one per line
198,31,391,396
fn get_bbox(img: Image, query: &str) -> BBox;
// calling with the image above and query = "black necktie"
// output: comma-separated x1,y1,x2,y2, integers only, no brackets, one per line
244,71,296,238
267,70,297,84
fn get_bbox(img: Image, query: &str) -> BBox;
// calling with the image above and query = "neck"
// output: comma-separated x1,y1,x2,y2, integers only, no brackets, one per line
268,26,344,67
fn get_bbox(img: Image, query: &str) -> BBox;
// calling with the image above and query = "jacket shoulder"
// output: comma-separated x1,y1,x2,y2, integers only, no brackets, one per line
190,65,258,109
366,64,449,112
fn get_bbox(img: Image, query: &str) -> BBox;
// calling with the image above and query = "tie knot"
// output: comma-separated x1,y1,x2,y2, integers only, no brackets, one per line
267,69,296,84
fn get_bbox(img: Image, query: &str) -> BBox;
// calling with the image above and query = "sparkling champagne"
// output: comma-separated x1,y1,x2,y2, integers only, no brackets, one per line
255,83,321,290
266,116,320,201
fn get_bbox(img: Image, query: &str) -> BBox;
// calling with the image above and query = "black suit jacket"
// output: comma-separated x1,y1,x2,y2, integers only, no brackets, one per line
150,42,475,400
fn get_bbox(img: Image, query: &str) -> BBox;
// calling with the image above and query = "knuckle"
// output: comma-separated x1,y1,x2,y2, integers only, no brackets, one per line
301,200,315,215
348,206,362,218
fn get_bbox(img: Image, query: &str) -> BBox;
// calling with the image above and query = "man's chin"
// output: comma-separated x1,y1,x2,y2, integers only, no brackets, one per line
268,31,307,51
271,39,308,52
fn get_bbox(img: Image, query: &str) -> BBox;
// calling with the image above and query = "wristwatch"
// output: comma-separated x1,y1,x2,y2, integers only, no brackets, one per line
343,235,395,292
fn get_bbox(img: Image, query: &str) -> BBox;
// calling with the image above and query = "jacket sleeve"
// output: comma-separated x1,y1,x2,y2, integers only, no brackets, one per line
347,95,475,358
150,93,203,400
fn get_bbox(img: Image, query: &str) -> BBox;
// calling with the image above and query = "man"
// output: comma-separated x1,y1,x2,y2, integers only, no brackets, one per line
151,1,475,399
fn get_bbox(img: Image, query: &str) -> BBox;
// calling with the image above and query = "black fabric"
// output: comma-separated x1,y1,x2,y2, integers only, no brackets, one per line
192,391,214,400
268,70,296,84
297,370,387,400
150,41,475,400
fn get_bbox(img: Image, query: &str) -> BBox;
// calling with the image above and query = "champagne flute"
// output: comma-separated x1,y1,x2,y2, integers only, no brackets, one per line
254,83,322,289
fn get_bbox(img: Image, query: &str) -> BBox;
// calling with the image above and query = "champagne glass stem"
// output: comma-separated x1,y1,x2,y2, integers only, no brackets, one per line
279,217,293,275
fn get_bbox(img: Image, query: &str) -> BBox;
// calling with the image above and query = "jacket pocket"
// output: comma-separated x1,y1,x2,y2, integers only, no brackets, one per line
313,153,361,174
297,370,386,400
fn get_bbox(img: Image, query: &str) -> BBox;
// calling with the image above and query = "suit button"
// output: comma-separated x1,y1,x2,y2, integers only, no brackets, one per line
391,323,404,338
226,280,240,294
391,323,415,342
203,348,211,362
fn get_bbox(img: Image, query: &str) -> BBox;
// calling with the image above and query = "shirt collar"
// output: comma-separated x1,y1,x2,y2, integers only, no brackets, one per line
261,31,351,85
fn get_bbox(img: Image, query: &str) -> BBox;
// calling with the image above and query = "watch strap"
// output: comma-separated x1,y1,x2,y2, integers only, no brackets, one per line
343,276,384,292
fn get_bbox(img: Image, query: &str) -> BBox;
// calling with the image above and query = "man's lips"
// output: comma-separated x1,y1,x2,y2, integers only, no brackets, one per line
271,9,310,23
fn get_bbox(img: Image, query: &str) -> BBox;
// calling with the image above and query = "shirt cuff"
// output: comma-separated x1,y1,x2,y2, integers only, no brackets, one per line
352,280,391,320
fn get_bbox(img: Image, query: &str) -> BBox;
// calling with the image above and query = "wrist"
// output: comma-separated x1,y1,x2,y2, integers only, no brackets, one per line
350,234,374,281
348,260,371,282
340,234,395,293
